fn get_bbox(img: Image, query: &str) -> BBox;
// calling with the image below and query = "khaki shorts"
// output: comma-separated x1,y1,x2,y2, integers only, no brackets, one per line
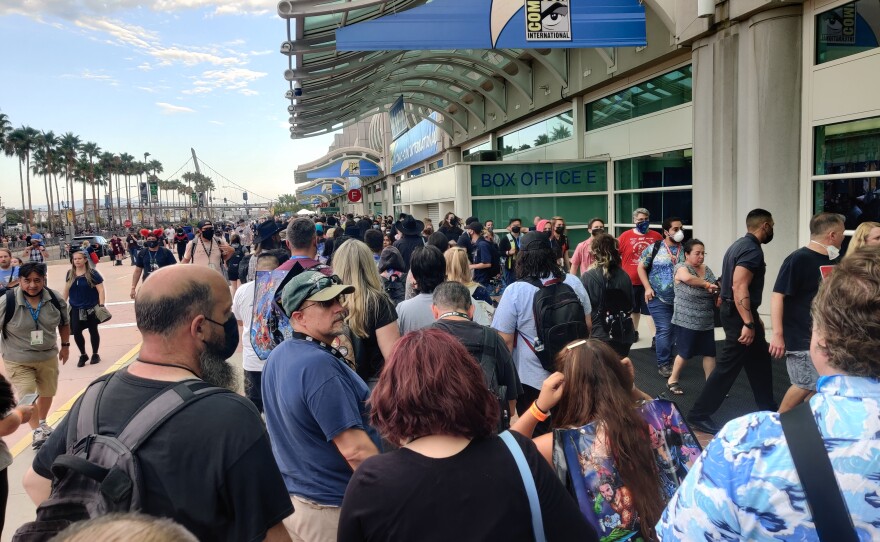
3,358,59,397
283,495,340,542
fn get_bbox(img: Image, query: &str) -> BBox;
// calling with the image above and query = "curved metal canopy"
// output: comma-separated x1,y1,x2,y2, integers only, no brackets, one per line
278,0,568,140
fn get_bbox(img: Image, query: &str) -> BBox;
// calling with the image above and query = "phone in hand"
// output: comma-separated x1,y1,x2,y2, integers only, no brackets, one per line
17,393,38,407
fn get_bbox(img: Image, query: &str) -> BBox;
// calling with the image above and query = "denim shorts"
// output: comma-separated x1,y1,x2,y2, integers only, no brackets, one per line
786,350,819,390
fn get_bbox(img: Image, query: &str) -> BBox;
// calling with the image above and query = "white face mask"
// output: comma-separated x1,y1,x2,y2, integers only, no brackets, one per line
671,230,685,243
810,240,840,260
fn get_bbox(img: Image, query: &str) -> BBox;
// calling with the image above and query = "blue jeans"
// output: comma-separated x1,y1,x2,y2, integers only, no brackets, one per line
128,248,138,265
647,297,677,368
503,267,517,288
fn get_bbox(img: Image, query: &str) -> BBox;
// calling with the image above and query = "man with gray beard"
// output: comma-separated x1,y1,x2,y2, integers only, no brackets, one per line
23,265,293,541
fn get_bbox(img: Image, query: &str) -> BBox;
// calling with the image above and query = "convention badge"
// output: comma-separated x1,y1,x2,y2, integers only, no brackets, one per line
30,330,44,346
209,263,217,271
151,263,159,272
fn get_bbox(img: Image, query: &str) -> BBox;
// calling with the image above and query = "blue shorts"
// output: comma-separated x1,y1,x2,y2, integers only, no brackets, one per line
632,285,650,315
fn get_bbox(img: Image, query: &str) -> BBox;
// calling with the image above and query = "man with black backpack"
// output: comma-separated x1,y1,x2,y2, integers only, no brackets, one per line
492,231,591,436
430,281,521,429
21,265,293,541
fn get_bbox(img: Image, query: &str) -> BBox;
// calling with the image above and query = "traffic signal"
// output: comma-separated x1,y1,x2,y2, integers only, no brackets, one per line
139,182,148,203
242,192,248,201
224,197,227,204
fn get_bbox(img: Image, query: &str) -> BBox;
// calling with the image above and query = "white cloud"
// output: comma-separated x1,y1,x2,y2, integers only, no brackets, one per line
156,102,196,114
190,67,267,93
138,63,153,71
0,1,273,18
136,86,158,93
239,88,259,96
249,50,272,56
61,69,119,86
209,120,225,125
181,87,213,95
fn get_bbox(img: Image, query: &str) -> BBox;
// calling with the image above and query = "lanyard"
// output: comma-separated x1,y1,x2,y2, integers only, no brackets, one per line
291,331,352,368
198,238,214,261
28,300,44,330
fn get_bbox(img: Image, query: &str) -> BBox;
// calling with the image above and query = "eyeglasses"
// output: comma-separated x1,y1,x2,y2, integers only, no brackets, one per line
300,295,345,311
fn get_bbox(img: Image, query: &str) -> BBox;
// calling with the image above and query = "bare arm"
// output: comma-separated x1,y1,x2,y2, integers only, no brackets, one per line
498,331,514,354
263,522,292,542
0,407,31,437
181,242,192,264
732,266,756,345
637,263,654,302
585,315,592,336
675,265,710,288
376,321,400,361
96,282,105,305
130,267,143,299
768,292,786,358
332,428,379,472
469,262,491,270
23,467,52,506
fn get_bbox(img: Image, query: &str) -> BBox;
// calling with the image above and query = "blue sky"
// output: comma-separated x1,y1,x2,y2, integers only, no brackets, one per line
0,0,335,210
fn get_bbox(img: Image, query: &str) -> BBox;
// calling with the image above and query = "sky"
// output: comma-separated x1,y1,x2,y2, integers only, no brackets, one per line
0,0,335,210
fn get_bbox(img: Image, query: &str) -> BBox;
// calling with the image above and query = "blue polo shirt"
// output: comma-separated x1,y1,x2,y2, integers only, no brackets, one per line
262,337,380,505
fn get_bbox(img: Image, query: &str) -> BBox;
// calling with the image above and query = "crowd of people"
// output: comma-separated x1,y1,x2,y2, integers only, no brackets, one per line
0,209,877,541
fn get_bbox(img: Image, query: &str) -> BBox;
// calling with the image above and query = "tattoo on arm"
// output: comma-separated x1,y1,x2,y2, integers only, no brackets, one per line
738,296,750,310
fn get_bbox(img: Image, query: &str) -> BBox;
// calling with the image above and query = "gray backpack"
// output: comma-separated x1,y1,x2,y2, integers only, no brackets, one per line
13,375,223,542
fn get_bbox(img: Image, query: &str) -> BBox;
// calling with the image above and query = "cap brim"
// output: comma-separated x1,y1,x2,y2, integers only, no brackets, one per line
305,284,355,302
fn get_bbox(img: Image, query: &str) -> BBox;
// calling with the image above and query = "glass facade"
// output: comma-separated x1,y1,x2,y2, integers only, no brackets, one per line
586,66,692,131
472,195,607,231
462,141,491,157
614,150,693,230
497,111,573,156
813,117,880,229
816,0,880,64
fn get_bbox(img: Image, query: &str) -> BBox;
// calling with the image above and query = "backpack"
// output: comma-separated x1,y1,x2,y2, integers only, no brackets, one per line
12,376,224,542
597,273,636,343
487,241,501,279
3,289,66,340
382,274,405,307
519,277,588,372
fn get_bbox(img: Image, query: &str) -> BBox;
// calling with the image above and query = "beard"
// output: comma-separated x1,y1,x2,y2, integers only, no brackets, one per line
198,339,239,391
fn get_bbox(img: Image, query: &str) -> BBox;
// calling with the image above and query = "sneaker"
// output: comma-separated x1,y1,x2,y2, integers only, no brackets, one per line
32,428,47,450
658,364,673,378
634,330,640,343
651,337,657,351
40,421,53,438
77,354,89,368
90,353,101,365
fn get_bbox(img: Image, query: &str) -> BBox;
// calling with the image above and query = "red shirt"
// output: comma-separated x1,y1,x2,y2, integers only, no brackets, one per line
617,229,662,285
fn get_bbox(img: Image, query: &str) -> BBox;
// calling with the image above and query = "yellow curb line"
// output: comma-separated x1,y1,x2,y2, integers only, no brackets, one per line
9,342,142,458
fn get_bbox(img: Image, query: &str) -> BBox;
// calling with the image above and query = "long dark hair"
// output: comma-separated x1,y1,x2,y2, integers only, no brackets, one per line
0,376,15,417
515,244,564,281
554,340,663,541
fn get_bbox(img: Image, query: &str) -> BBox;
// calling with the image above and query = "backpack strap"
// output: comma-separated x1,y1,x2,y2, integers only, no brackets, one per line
499,431,546,542
645,240,663,275
2,289,15,339
46,288,67,327
780,402,858,542
70,376,112,446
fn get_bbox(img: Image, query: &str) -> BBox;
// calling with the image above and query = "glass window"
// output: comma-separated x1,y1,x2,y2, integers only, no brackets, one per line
615,150,693,190
615,191,693,227
463,142,490,157
814,117,880,175
472,195,607,229
813,178,880,228
816,0,880,64
497,110,573,156
393,184,402,204
586,66,692,131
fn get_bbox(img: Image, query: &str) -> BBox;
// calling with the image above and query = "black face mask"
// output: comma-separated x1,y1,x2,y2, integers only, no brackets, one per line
147,240,158,249
555,226,565,234
510,226,522,234
201,229,214,239
203,313,239,360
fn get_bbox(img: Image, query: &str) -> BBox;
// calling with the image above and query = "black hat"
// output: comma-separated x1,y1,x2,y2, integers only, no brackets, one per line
520,231,551,251
197,219,213,230
254,220,283,245
395,214,424,236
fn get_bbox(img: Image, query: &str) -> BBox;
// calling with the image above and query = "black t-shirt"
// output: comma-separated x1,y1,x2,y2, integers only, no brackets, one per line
471,238,494,285
393,236,425,274
353,294,398,382
457,232,473,256
719,233,766,307
439,225,463,244
136,247,177,281
498,233,520,271
773,246,838,350
581,267,633,342
431,319,522,402
33,370,292,542
338,431,597,542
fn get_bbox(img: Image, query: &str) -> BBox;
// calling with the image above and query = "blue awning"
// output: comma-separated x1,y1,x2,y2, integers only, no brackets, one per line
305,158,381,179
336,0,646,51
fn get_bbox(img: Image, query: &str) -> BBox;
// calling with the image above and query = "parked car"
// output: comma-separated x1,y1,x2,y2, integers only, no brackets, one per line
71,235,110,258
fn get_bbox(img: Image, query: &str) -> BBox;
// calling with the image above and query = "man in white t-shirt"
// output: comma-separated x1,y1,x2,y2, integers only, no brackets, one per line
232,248,288,413
164,226,175,248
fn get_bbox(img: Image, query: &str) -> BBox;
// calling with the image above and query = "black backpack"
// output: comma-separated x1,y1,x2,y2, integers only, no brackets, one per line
519,277,589,372
597,273,636,343
382,275,405,307
3,289,66,339
13,375,224,542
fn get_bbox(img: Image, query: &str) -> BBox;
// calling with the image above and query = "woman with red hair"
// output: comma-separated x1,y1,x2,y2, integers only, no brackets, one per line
338,328,596,542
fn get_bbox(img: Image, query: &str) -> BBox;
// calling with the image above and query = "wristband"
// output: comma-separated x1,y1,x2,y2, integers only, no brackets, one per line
61,343,70,347
529,401,550,422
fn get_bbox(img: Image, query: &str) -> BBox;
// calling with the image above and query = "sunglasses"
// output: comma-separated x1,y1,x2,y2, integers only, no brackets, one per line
301,295,346,311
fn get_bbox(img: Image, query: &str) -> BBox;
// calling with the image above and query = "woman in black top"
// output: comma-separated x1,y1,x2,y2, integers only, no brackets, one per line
581,233,635,358
174,228,189,261
125,233,139,266
338,329,596,542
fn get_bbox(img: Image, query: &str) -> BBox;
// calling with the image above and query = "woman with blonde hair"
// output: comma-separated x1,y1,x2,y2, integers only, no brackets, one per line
332,240,400,386
445,247,494,305
845,221,880,257
62,250,106,367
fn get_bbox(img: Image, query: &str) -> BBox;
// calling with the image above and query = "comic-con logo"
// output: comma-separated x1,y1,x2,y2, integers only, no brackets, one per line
525,0,571,41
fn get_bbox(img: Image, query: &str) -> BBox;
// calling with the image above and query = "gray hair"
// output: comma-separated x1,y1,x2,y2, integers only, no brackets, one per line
632,208,650,221
286,218,316,250
51,512,197,542
136,282,213,334
432,281,472,312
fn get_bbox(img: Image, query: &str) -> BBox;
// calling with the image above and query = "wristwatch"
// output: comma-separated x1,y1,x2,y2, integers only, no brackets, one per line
743,322,755,330
61,343,70,347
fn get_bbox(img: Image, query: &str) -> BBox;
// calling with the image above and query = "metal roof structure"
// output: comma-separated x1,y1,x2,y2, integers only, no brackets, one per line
278,0,570,140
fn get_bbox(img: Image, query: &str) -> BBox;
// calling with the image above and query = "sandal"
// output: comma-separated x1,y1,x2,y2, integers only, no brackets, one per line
666,382,684,395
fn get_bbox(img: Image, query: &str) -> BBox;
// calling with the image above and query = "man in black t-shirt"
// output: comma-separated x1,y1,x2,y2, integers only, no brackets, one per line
689,209,778,435
130,230,177,300
429,282,521,428
769,212,844,413
498,218,523,287
467,221,494,287
25,265,292,541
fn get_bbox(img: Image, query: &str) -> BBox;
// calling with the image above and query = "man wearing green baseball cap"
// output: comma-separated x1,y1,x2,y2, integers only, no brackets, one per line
262,270,380,542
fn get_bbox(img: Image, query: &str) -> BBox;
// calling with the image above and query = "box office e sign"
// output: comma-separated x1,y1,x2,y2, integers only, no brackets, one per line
471,163,607,197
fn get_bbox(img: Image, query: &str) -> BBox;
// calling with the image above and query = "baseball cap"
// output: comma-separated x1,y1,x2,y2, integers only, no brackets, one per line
197,220,213,229
520,231,551,251
466,221,483,233
280,270,355,315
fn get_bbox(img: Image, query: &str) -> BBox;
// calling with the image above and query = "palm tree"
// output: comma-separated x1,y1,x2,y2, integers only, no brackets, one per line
9,127,40,229
59,133,81,231
99,152,117,226
119,153,135,222
80,142,101,228
31,148,53,231
0,112,24,223
36,131,59,232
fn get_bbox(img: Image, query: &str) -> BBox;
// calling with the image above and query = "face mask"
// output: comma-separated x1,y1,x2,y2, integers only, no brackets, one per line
147,240,158,249
203,313,239,360
555,226,564,234
763,228,774,244
591,228,604,236
510,226,522,234
202,229,214,239
810,240,839,260
636,221,650,235
672,230,685,243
